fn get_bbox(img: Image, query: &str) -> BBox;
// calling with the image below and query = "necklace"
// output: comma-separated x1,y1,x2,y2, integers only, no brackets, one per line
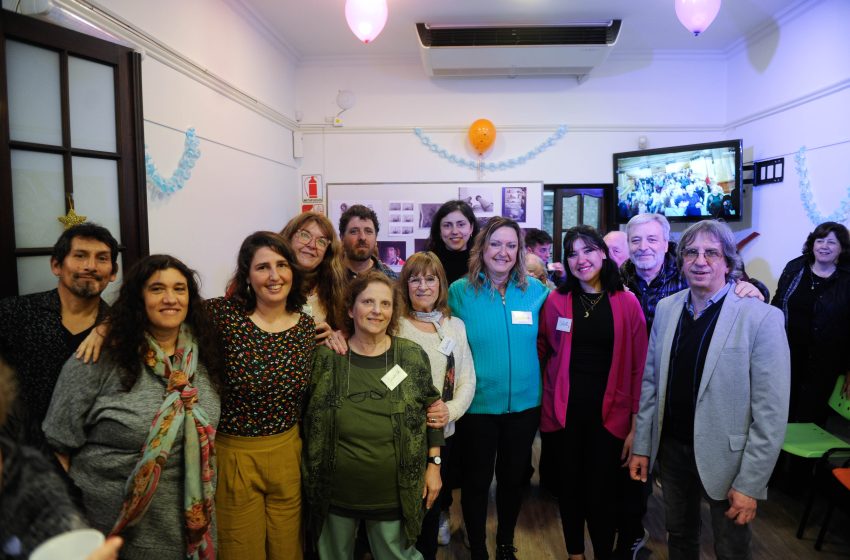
810,265,834,290
579,292,604,318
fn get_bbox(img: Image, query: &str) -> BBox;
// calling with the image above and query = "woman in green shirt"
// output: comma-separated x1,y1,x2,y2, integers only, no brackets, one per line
302,271,444,559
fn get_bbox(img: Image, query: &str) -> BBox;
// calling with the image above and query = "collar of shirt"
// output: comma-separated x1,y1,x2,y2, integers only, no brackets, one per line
685,281,732,319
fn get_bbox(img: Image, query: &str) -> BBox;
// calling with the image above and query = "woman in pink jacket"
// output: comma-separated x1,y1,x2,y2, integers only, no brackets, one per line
538,225,648,560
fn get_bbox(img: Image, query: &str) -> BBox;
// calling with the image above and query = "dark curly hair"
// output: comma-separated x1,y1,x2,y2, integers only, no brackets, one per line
802,221,850,265
426,200,479,253
558,225,624,295
103,255,223,392
225,231,307,314
343,271,400,337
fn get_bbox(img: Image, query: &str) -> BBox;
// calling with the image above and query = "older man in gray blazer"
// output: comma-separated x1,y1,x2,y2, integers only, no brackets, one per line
629,220,790,560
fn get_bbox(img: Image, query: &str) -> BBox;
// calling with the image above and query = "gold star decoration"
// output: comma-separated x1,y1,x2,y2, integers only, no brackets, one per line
58,195,87,229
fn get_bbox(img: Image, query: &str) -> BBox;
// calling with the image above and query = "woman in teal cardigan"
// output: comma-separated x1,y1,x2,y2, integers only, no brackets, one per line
447,217,549,560
302,272,444,559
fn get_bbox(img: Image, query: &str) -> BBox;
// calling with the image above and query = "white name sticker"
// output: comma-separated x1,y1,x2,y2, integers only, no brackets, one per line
511,311,533,325
438,336,456,356
556,317,572,332
381,364,408,390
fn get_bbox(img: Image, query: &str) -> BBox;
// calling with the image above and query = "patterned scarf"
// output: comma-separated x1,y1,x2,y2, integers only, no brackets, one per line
412,310,455,401
110,325,216,560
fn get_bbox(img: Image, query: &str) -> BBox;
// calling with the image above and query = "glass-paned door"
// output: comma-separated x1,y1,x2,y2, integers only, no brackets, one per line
542,184,613,264
0,9,147,297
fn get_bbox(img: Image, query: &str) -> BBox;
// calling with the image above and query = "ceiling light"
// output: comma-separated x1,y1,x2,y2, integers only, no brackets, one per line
345,0,388,44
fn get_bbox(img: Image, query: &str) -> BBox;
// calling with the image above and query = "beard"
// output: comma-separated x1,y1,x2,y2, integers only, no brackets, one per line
346,244,372,262
68,274,105,298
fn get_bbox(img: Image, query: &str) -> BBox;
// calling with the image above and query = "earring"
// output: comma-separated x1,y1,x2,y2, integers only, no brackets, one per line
246,284,252,296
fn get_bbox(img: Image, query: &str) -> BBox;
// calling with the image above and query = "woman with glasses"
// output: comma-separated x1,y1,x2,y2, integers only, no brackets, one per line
303,271,444,559
539,225,647,560
281,212,348,352
397,253,476,559
447,217,549,560
772,221,850,423
427,200,480,285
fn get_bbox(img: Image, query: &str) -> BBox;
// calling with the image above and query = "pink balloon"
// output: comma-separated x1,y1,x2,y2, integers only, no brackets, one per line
345,0,388,44
675,0,722,36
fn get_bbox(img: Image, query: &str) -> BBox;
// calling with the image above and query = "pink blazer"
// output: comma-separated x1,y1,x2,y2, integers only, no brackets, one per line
538,289,648,439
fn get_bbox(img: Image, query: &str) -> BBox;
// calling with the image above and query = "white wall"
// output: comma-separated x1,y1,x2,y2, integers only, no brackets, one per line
726,0,850,293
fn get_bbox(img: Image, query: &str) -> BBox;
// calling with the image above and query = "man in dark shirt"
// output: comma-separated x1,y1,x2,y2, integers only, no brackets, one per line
338,204,398,281
630,220,789,560
0,223,118,451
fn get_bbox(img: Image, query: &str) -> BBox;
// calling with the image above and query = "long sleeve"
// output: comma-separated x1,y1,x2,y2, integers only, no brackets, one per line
445,317,476,423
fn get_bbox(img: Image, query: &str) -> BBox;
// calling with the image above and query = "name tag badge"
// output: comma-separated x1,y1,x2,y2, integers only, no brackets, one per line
556,317,572,332
381,364,408,391
511,311,533,325
438,336,456,356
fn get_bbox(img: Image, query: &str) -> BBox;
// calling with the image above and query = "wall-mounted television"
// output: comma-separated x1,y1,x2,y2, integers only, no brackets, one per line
612,139,743,224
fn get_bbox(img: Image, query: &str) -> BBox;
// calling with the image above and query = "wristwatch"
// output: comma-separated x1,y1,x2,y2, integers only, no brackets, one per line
427,456,442,466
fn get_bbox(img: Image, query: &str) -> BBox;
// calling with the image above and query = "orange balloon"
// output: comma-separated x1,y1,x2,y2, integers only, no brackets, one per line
468,119,496,155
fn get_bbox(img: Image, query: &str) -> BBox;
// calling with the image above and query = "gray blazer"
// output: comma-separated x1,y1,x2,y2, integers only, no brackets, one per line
632,288,790,501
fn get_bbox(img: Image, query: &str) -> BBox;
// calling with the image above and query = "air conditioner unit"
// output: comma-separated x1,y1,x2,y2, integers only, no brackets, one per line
416,21,621,81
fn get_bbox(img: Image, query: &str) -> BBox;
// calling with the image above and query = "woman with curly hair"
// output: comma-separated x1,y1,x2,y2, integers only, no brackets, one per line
280,212,348,351
772,221,850,423
43,255,223,559
207,231,316,560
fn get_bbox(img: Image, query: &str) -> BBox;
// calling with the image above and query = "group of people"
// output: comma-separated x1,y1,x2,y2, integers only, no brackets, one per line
617,171,736,221
1,196,848,560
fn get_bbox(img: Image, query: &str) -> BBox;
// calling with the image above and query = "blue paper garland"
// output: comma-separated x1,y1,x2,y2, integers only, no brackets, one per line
795,146,850,225
413,125,567,171
145,127,201,195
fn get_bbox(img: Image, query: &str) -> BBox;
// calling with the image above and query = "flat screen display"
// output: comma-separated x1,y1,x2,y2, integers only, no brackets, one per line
613,139,743,223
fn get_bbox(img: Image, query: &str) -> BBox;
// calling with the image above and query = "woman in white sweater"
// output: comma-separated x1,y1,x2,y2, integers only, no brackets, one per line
397,252,476,559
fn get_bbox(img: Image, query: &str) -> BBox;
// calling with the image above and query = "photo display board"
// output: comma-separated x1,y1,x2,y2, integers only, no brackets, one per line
328,181,543,273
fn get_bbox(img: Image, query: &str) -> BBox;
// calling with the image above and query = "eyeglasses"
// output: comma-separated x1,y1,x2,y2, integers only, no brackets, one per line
407,275,439,287
683,248,723,263
348,389,386,403
294,229,330,250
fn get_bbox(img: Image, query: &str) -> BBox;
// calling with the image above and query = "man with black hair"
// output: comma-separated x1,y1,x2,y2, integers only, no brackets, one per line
0,223,119,451
524,228,566,285
338,204,398,280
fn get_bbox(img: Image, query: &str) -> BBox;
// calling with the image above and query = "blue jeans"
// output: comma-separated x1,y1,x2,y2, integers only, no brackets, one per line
658,436,752,560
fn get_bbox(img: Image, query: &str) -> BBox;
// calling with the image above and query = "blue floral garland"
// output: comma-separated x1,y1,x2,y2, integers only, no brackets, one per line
413,125,567,171
795,146,850,225
145,127,201,195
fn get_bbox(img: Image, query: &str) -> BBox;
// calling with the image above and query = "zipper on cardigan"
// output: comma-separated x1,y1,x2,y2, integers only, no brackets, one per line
502,293,513,413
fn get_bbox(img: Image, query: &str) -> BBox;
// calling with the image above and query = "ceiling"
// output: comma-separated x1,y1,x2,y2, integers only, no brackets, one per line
236,0,806,63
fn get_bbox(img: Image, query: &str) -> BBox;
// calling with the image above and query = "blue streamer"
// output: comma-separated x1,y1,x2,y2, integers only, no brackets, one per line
145,128,201,195
413,125,567,171
795,146,850,225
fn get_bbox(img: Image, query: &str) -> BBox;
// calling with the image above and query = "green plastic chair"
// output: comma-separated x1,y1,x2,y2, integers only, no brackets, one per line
782,374,850,541
783,375,850,457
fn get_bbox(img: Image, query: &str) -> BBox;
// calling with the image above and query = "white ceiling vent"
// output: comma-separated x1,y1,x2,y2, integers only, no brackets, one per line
416,21,621,81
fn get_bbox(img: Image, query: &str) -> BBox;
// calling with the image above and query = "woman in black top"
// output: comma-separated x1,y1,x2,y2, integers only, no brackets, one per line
772,221,850,424
427,200,479,286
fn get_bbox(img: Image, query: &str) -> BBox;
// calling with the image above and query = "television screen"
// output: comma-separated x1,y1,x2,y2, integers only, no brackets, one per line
612,139,743,223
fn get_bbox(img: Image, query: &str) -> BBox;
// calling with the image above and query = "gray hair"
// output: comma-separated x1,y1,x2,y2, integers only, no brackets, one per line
676,220,743,281
626,213,671,242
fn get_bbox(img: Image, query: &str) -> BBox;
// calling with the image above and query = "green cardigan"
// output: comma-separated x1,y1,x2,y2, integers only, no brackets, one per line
302,337,444,547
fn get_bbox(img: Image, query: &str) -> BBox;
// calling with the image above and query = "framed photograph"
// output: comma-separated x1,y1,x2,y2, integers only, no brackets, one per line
459,186,500,217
